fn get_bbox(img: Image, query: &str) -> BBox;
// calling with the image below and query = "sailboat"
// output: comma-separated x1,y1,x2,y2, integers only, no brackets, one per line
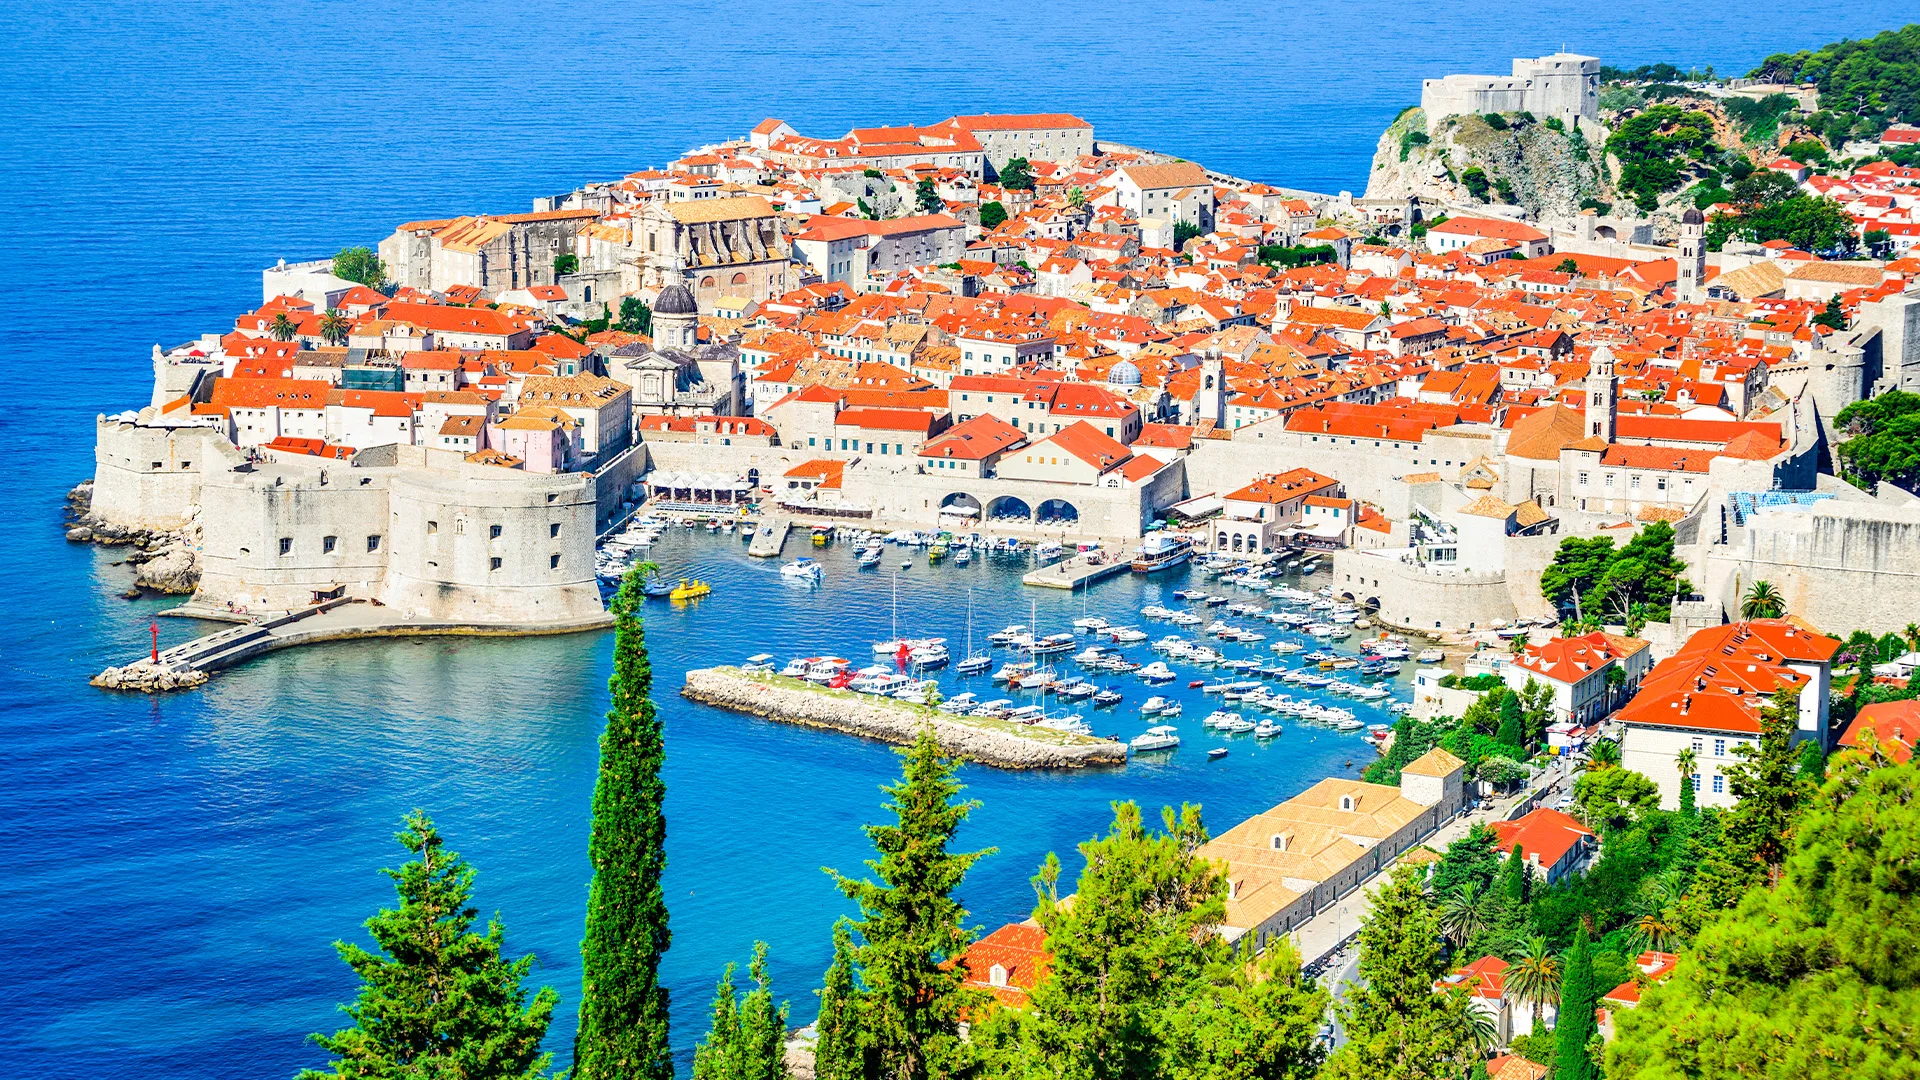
956,587,992,674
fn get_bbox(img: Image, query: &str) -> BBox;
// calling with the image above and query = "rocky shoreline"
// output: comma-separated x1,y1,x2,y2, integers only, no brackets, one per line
91,660,210,692
63,480,201,597
682,667,1129,770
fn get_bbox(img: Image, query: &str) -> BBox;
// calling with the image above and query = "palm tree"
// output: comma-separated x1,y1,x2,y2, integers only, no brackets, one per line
1504,936,1563,1035
267,312,299,342
1741,580,1785,619
1460,1005,1502,1058
318,308,350,346
1582,738,1622,772
1905,622,1920,656
1634,910,1678,952
1439,881,1493,949
1675,745,1697,794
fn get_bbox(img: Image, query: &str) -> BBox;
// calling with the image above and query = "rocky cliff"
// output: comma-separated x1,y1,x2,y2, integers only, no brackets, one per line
1365,107,1611,224
64,480,201,597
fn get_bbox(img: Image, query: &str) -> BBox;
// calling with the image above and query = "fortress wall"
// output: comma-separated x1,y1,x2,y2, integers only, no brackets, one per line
1706,507,1920,635
195,465,392,610
384,468,604,623
1332,549,1517,632
91,418,221,531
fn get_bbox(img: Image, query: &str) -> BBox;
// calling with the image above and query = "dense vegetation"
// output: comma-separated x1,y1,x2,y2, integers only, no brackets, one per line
332,246,387,288
1257,243,1337,268
1603,105,1719,212
1540,521,1690,631
1833,389,1920,493
1701,169,1857,254
1751,24,1920,141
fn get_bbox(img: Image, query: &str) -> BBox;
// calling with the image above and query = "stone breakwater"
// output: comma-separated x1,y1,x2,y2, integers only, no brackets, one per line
682,667,1129,770
92,660,210,692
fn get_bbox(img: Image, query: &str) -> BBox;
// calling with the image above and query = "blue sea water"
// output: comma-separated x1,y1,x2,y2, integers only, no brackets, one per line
1,1,1910,1075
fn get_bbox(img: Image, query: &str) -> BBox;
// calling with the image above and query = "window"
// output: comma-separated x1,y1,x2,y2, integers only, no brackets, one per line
455,519,466,535
489,524,503,540
1712,775,1724,794
1691,737,1703,754
1577,471,1589,486
550,523,561,538
322,535,337,554
1713,738,1726,757
490,557,503,571
368,535,382,552
1630,475,1641,490
550,554,561,569
1691,774,1701,791
279,537,293,556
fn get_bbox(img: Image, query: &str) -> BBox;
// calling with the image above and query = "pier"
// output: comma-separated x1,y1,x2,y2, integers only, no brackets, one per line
682,666,1128,770
93,600,612,691
747,516,792,558
1022,552,1133,591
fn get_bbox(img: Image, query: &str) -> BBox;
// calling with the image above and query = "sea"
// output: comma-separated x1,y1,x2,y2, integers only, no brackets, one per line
1,1,1908,1075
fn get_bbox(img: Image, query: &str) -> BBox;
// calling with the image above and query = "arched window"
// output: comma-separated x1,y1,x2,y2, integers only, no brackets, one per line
700,276,716,289
731,272,748,286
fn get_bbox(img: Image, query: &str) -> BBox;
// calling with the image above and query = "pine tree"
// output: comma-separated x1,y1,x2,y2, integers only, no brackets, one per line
1721,687,1807,882
826,726,992,1080
577,567,674,1080
300,812,559,1080
694,943,788,1080
1324,864,1476,1080
812,920,864,1080
1553,927,1599,1080
1495,692,1525,750
1023,802,1223,1078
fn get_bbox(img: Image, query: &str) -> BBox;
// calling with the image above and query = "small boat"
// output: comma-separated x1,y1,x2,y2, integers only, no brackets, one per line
1130,724,1181,752
741,653,776,675
955,655,992,675
1137,662,1177,684
1416,648,1446,663
642,575,677,597
1188,679,1205,689
910,644,950,669
1073,616,1110,632
669,578,711,601
1140,695,1171,715
781,558,824,583
1207,747,1229,760
953,548,972,566
1158,702,1182,717
858,545,883,568
989,624,1028,646
1254,719,1282,738
1093,688,1124,707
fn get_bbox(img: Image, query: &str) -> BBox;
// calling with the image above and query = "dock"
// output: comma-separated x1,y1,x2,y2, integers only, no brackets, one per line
1023,553,1133,591
747,516,792,558
93,600,611,691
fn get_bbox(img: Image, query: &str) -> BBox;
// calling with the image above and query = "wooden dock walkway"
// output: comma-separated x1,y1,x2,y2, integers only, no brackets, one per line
1023,553,1133,591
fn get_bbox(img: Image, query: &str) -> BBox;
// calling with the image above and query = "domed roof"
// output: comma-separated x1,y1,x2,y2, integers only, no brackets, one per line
1106,359,1142,387
654,282,697,316
1681,207,1705,226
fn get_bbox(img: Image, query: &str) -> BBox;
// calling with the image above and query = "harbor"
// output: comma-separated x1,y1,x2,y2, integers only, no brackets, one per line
598,519,1423,772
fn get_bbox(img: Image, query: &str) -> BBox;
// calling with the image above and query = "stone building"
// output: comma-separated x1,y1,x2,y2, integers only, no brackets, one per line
379,208,601,295
1419,53,1602,133
935,113,1094,174
1198,748,1466,951
634,196,789,312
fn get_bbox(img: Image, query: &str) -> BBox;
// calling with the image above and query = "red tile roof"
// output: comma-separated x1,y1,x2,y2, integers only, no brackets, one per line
1490,807,1595,870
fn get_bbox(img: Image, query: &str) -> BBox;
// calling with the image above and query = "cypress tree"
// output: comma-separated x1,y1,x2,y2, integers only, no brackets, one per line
1324,863,1475,1080
301,812,559,1080
826,726,992,1080
1678,767,1697,818
1496,691,1525,749
692,942,787,1080
1553,927,1599,1080
1500,842,1532,905
813,919,865,1080
576,567,673,1080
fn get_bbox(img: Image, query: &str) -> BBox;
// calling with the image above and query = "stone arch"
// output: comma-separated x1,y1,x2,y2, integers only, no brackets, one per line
1036,498,1079,525
1596,225,1618,240
986,495,1032,522
939,492,983,518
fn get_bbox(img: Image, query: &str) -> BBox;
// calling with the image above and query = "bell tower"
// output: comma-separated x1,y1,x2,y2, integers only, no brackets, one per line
1677,208,1706,304
1585,343,1617,442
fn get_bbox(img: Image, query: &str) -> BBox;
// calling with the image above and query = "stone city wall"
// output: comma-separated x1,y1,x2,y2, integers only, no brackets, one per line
1703,502,1920,635
1332,548,1517,632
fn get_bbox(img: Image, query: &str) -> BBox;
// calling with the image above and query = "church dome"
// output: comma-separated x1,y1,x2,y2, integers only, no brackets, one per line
1681,207,1704,225
654,282,697,316
1106,359,1142,386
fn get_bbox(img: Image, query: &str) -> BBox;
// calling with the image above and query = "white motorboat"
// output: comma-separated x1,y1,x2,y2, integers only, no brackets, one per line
1204,709,1240,728
741,653,776,675
781,557,824,583
1130,725,1182,752
1416,648,1446,663
910,643,950,668
1106,626,1148,643
992,661,1035,683
1140,695,1171,714
1073,616,1110,632
1254,719,1282,738
989,624,1029,646
1137,662,1177,684
1158,701,1183,717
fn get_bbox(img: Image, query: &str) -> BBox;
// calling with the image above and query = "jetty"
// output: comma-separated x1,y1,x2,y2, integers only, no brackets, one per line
1023,552,1132,591
682,666,1128,770
93,599,611,692
747,516,792,558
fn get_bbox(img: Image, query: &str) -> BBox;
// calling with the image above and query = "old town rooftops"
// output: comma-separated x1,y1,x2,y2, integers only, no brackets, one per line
1515,631,1649,684
1225,468,1339,504
919,413,1025,459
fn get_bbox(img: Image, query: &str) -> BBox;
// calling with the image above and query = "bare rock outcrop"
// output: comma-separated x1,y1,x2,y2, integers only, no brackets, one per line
1367,107,1611,224
92,661,210,692
64,479,202,595
682,667,1128,770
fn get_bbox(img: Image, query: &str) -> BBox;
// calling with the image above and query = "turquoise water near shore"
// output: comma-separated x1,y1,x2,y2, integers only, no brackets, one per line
3,1,1913,1075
